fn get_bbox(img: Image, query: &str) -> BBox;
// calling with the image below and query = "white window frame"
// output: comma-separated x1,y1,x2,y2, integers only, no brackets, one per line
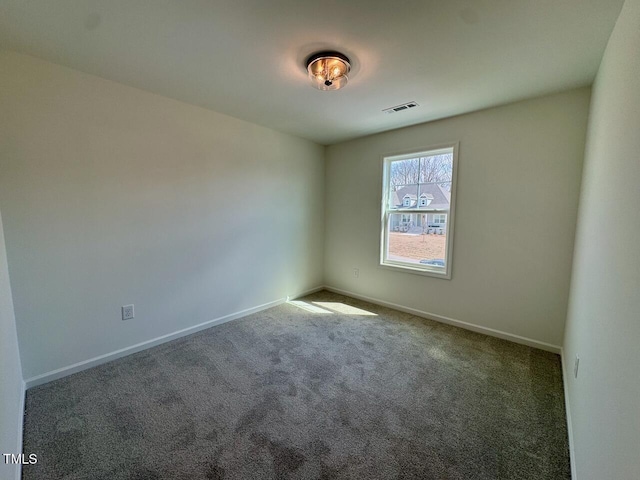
380,142,459,279
433,214,447,225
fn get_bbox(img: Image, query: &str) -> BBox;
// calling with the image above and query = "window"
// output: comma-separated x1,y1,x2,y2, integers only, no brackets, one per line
380,144,458,278
433,214,447,225
419,194,431,207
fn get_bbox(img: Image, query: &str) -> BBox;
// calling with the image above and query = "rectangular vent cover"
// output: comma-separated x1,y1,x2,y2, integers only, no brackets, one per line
383,101,419,114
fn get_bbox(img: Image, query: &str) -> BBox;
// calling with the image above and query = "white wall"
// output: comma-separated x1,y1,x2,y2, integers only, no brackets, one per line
0,209,24,480
325,89,590,348
0,51,325,380
563,0,640,478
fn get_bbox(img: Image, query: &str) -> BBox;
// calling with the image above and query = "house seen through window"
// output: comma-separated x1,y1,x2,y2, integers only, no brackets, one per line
380,144,458,278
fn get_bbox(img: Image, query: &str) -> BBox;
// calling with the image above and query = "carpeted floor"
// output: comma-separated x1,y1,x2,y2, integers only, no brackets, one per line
22,290,570,479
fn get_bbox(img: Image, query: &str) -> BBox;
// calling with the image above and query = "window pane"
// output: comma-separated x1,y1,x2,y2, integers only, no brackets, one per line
386,213,446,268
432,214,447,224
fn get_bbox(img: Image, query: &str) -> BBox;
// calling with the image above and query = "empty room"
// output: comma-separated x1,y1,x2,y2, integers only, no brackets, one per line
1,1,638,479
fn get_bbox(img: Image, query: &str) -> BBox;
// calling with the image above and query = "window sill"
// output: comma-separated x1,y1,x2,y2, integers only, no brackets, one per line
379,261,452,280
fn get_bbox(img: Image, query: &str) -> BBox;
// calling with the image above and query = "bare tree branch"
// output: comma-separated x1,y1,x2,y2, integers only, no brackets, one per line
390,154,452,189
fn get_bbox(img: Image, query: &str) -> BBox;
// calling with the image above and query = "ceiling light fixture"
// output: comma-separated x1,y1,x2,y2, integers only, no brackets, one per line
306,51,351,91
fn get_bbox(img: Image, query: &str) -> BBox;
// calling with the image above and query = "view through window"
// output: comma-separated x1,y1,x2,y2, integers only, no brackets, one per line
381,144,458,278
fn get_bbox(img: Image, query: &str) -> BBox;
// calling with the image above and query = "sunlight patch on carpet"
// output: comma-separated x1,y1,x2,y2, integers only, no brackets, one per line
312,302,377,316
287,300,333,314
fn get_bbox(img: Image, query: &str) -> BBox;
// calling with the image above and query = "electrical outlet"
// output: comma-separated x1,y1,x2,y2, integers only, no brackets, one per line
122,304,134,321
353,268,359,278
574,356,580,378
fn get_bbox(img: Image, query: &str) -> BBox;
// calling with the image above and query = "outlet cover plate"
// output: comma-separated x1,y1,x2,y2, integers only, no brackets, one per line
122,304,134,321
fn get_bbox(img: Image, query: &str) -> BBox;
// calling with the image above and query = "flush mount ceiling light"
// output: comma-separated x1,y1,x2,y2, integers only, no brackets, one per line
306,51,351,91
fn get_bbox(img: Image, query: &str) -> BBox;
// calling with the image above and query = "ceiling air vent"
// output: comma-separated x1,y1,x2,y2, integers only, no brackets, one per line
383,101,419,114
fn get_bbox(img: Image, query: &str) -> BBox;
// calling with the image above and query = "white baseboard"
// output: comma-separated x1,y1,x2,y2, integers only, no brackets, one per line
25,286,323,389
323,285,562,354
15,380,25,480
560,348,577,479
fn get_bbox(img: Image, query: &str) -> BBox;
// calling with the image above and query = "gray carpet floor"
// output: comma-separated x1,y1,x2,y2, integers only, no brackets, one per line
22,290,570,479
